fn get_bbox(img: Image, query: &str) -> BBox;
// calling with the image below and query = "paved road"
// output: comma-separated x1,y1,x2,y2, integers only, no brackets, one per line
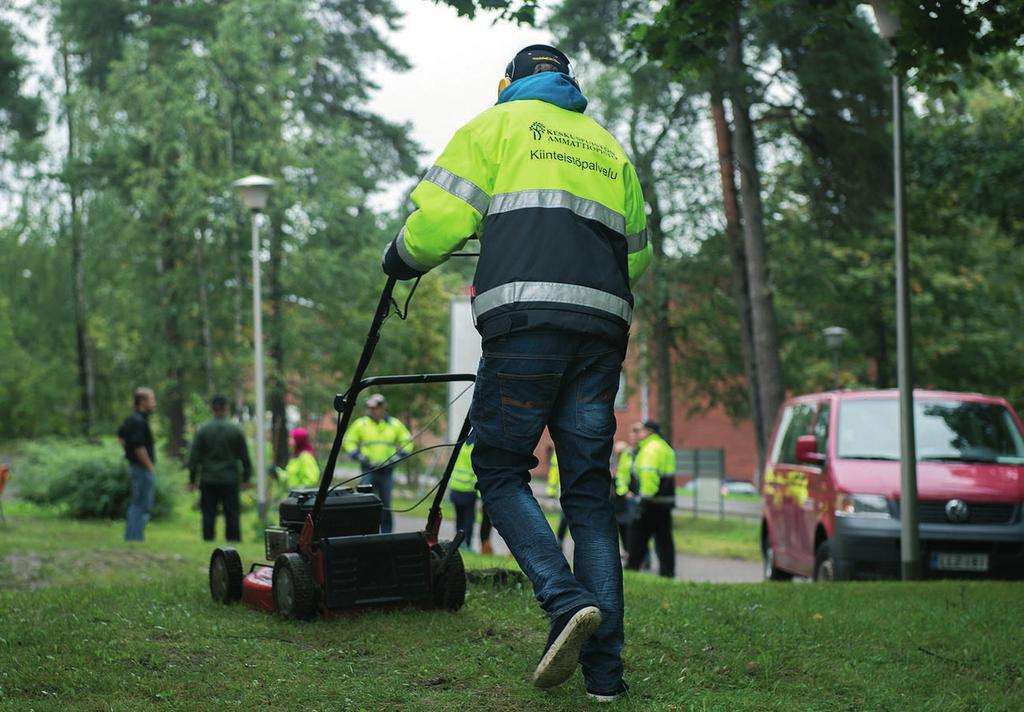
392,512,762,584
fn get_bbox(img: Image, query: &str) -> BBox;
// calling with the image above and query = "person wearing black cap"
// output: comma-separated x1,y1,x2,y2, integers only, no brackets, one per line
625,420,677,578
381,43,653,702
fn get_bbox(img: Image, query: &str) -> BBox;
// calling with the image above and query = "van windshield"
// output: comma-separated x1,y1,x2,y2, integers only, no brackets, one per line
838,399,1024,464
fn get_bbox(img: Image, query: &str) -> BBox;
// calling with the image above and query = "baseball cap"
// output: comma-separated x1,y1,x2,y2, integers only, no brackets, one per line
365,393,386,407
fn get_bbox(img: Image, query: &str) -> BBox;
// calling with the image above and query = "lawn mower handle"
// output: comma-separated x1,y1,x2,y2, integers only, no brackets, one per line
309,272,477,540
312,276,398,529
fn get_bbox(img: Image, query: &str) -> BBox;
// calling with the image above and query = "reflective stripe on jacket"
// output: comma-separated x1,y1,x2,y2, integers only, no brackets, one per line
392,72,652,345
635,434,676,503
341,415,412,465
449,441,477,493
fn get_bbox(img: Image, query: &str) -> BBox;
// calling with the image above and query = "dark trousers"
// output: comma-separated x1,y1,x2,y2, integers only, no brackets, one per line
470,332,626,693
626,504,674,578
450,490,477,549
556,513,569,543
479,507,493,543
200,482,241,541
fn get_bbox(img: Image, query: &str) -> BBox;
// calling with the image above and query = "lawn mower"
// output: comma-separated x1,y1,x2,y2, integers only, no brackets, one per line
208,274,475,617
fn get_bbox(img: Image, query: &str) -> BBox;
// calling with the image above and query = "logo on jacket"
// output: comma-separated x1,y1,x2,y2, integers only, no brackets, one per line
529,122,547,140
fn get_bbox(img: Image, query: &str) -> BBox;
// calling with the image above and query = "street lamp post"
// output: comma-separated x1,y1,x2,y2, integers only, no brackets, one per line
822,326,847,389
232,175,274,525
870,0,920,580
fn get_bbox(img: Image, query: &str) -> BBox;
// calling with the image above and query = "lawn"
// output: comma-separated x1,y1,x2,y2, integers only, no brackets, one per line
1,501,1022,711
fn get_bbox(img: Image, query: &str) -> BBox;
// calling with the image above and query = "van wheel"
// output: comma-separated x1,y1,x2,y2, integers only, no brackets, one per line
763,541,793,581
813,540,838,582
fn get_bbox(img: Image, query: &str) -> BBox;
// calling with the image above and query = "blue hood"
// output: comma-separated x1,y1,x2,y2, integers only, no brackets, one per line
496,72,588,113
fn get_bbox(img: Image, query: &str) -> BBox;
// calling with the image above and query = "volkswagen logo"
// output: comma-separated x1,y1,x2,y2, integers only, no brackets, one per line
945,499,970,523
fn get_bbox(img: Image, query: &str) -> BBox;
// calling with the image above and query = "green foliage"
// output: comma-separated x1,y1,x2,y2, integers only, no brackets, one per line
12,439,175,520
0,19,44,160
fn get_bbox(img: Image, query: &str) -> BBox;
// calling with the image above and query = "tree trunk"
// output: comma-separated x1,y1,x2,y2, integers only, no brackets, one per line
637,169,675,445
710,84,766,470
158,223,186,459
231,221,246,416
195,225,216,396
874,306,890,388
726,17,786,446
63,50,96,438
266,219,289,469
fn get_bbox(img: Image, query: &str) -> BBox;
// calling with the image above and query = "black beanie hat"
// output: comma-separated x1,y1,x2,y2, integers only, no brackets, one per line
505,44,573,83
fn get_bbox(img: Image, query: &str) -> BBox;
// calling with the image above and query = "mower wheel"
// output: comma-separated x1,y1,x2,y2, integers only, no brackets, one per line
209,548,243,604
273,552,316,618
430,541,467,611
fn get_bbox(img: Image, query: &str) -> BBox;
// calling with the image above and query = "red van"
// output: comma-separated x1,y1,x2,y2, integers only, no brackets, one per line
760,389,1024,581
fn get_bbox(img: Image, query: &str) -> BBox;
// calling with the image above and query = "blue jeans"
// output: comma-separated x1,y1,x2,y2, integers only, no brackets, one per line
470,332,625,691
368,466,394,533
125,463,156,541
449,489,477,550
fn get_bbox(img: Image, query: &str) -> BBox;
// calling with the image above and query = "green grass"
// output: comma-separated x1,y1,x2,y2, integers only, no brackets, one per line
392,493,761,561
2,501,1023,710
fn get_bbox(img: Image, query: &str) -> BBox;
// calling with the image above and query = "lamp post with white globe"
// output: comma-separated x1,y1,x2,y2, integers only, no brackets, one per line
869,0,920,580
232,174,274,525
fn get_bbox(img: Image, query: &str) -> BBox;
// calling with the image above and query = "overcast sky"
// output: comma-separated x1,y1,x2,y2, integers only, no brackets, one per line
8,1,556,213
368,1,554,162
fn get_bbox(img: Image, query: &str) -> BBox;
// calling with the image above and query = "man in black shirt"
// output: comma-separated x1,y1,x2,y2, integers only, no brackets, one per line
187,394,252,541
118,387,157,541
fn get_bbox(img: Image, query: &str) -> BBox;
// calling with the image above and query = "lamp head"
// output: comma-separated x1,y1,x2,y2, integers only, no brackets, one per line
232,175,275,211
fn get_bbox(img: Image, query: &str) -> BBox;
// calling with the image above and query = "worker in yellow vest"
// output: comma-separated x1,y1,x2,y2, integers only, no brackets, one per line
624,420,676,578
544,450,570,546
449,434,479,551
281,427,320,490
342,393,412,533
612,440,636,552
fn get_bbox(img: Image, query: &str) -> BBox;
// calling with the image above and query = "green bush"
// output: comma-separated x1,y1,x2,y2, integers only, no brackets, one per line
13,439,176,520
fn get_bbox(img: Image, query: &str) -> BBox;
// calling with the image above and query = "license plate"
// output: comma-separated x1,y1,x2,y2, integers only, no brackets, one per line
930,552,989,572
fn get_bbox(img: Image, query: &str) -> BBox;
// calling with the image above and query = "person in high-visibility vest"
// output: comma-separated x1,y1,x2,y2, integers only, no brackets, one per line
544,450,571,546
612,440,635,552
281,427,320,490
342,393,412,533
381,44,652,700
625,420,676,578
449,433,479,551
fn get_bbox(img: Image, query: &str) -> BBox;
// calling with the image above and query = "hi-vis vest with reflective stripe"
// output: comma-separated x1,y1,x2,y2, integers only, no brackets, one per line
396,94,652,344
635,434,676,503
449,441,477,493
342,415,412,466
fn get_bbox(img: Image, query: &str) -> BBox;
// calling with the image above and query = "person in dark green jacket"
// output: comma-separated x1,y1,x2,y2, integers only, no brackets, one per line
187,395,252,541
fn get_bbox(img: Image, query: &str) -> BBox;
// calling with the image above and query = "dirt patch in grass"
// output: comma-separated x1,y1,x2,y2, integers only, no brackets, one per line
1,548,190,592
2,552,46,590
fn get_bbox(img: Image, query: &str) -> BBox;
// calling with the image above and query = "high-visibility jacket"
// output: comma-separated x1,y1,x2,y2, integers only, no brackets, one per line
615,448,635,497
385,71,653,346
635,434,676,505
449,441,477,493
545,451,560,497
283,450,320,489
342,415,412,466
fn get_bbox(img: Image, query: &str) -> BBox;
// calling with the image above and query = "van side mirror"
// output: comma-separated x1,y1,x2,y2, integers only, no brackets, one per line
794,434,825,465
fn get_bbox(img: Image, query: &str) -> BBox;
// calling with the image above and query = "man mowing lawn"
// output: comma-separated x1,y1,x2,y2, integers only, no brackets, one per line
382,44,652,702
